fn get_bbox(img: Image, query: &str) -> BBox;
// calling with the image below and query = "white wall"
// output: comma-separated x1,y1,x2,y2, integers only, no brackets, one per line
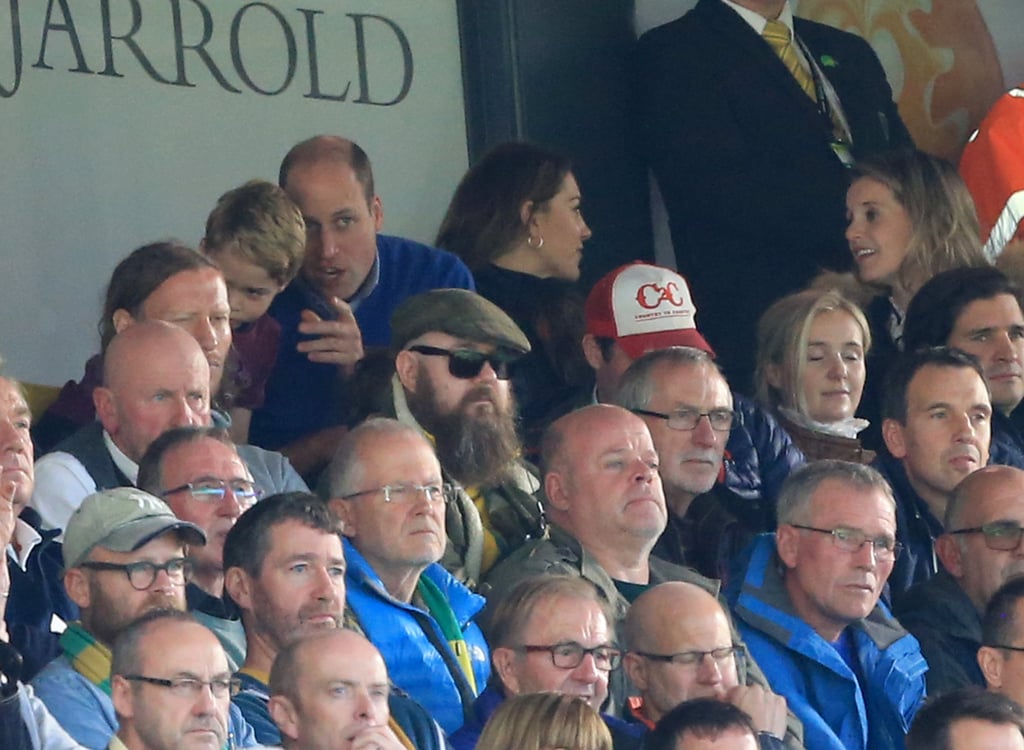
0,0,466,385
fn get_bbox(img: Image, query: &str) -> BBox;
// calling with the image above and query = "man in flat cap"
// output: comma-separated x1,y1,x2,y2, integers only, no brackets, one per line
380,289,545,587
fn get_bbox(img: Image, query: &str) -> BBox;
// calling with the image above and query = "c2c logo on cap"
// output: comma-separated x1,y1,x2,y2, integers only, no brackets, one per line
636,282,687,310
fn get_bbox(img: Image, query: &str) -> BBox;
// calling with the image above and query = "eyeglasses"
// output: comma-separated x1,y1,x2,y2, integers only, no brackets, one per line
122,674,241,698
790,525,902,561
634,646,743,668
517,642,622,671
949,521,1024,552
986,643,1024,654
162,479,263,506
78,557,193,590
407,345,515,380
631,407,736,432
339,483,454,505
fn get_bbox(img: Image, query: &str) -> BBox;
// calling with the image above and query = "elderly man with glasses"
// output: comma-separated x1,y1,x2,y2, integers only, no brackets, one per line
451,575,643,750
615,346,768,582
898,465,1024,694
137,426,263,670
623,582,787,749
30,487,258,748
325,418,490,735
726,460,927,750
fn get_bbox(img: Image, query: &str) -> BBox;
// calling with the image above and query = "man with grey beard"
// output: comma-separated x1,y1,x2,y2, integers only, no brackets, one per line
381,289,544,588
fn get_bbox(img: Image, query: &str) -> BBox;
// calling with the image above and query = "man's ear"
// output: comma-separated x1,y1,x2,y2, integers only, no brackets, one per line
882,419,908,459
111,309,136,335
371,196,384,232
224,567,253,612
775,524,800,570
64,568,92,609
492,647,521,695
93,387,118,434
395,350,418,392
622,652,649,691
544,470,571,513
328,498,357,538
934,534,964,578
110,675,135,721
978,645,1005,689
268,695,301,742
581,334,604,373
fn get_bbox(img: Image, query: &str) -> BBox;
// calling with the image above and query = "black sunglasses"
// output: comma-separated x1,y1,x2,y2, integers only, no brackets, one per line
408,345,514,380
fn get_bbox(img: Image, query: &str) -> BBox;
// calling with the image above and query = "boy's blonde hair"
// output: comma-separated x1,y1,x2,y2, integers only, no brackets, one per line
203,179,305,286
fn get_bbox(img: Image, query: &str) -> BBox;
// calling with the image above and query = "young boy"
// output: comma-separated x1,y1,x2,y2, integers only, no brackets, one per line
202,179,305,443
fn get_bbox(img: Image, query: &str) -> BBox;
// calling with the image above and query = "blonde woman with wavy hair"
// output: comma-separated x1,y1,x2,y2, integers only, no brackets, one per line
756,288,874,463
476,693,613,750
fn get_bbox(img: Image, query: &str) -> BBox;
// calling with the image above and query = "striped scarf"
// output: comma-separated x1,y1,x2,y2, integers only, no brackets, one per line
60,622,112,695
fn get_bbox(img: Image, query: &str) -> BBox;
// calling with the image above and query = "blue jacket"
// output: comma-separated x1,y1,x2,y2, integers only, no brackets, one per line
251,234,474,449
990,410,1024,470
871,452,941,607
343,540,490,734
727,395,805,511
728,535,927,750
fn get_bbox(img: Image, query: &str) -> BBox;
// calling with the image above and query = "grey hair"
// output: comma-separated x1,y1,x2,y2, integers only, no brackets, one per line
615,346,716,411
326,417,426,498
776,460,895,526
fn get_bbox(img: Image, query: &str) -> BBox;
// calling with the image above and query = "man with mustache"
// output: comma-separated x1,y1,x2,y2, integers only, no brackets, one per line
326,419,490,735
874,347,992,606
384,289,543,586
137,426,261,670
903,266,1024,469
615,347,764,581
727,460,927,750
29,488,258,748
223,491,446,750
898,465,1024,694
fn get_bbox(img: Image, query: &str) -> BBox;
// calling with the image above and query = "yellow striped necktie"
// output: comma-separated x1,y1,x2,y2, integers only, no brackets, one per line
762,20,815,100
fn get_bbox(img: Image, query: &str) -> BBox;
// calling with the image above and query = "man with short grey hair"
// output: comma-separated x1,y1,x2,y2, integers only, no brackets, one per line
727,460,927,750
617,347,770,580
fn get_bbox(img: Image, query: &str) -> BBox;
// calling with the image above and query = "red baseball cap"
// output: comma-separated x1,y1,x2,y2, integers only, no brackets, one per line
584,262,714,359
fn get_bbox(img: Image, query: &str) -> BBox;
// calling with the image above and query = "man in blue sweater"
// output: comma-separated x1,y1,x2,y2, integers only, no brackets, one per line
250,135,474,478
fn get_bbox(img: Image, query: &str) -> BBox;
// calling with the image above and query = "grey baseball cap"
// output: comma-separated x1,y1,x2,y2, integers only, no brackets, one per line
63,487,207,570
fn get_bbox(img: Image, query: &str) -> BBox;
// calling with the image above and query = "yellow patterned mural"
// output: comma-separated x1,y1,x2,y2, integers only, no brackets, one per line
797,0,1004,160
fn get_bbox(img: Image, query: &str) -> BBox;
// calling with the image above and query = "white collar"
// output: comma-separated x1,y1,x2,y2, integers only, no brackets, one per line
102,429,140,484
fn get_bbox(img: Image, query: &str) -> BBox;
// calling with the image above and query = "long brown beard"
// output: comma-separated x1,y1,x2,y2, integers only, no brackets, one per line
407,375,522,487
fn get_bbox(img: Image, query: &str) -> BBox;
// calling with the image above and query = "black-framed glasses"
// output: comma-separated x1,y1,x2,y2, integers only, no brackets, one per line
78,557,193,590
790,525,902,561
122,674,241,698
517,642,622,671
949,521,1024,552
162,479,263,506
339,483,454,505
634,645,743,668
631,407,736,432
407,345,515,380
985,643,1024,654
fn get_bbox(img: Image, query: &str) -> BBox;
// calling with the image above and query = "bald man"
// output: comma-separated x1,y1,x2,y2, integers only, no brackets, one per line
898,465,1024,693
31,322,211,533
268,628,410,750
484,405,718,624
623,582,787,746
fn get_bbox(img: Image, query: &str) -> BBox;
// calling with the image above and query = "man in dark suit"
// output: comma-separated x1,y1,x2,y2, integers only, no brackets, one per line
635,0,911,390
